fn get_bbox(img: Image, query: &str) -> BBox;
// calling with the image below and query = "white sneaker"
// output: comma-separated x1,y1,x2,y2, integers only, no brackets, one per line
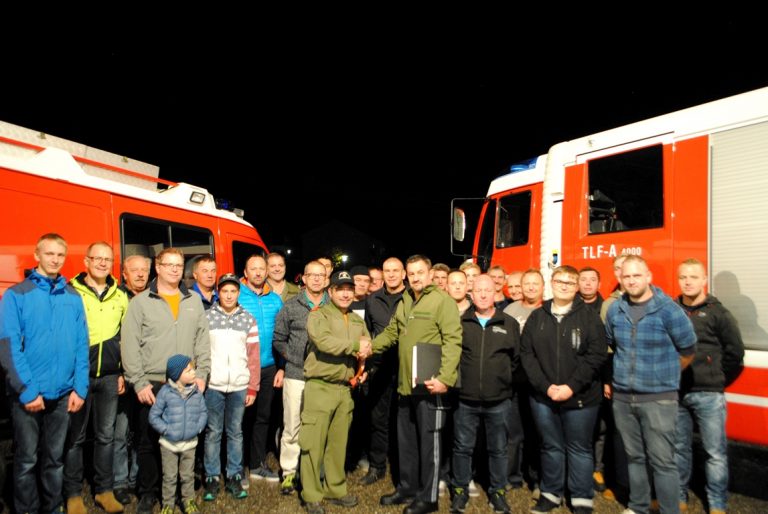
438,480,448,497
469,480,480,497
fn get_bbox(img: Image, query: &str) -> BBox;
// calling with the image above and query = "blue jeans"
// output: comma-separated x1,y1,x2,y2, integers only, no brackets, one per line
64,374,119,496
614,398,679,514
113,392,138,490
12,396,70,513
452,398,511,494
205,388,247,478
675,392,728,511
529,396,598,507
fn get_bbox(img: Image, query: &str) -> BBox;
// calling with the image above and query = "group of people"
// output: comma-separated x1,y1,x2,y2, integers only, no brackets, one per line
0,234,744,514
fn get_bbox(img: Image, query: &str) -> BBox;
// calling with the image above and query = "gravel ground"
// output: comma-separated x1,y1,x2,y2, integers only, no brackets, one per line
75,457,768,514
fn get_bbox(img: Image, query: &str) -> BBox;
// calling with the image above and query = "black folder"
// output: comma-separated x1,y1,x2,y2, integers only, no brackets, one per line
411,343,442,394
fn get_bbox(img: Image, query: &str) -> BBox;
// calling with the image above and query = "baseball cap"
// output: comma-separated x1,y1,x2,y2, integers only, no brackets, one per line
330,270,354,287
217,273,241,289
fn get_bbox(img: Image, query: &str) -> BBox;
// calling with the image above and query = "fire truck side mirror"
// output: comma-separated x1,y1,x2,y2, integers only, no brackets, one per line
453,207,466,242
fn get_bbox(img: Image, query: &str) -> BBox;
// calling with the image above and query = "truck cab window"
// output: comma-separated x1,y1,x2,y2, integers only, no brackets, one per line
587,145,664,234
496,191,531,248
232,241,267,278
121,215,214,285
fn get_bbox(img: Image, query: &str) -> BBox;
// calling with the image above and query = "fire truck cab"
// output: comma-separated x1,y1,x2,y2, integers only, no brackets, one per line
452,87,768,494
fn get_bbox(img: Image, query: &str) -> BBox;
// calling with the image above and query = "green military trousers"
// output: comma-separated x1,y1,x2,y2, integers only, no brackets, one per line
299,379,354,503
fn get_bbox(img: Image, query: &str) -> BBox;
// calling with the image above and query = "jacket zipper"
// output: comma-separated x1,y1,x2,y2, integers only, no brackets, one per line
479,320,486,399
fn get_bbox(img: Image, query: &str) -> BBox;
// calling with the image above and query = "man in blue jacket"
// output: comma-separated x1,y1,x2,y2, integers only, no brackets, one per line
239,253,283,483
0,233,89,514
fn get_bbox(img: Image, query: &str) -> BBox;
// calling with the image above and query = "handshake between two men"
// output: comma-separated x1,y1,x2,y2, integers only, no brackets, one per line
357,335,373,360
349,336,373,389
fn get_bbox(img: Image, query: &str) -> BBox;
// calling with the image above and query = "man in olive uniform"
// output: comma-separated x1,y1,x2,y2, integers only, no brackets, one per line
299,271,372,514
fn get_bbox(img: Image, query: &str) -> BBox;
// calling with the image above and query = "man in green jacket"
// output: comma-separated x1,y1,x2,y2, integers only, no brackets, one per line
300,271,371,514
372,255,462,514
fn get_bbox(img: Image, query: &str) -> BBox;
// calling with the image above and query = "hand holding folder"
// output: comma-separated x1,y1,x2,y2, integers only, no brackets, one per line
412,343,445,393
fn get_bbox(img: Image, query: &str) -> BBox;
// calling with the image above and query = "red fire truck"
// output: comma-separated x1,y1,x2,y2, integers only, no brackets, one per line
0,120,268,294
452,87,768,492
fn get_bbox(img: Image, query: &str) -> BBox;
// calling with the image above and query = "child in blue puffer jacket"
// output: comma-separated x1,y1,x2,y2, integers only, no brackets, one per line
149,354,208,514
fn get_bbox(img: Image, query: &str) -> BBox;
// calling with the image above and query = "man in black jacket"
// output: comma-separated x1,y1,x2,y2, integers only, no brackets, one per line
360,257,407,485
520,266,606,514
674,259,744,514
451,275,519,514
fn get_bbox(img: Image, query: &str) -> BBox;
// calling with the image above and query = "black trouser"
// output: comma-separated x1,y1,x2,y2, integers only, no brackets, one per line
518,388,540,487
396,394,448,503
506,392,524,486
135,381,163,498
244,364,276,468
366,368,397,472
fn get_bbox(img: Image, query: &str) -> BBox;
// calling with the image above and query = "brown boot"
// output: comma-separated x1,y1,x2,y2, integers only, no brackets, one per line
95,491,125,513
66,496,87,514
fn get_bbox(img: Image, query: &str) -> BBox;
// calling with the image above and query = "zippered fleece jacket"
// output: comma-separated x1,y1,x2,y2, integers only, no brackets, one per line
149,380,208,447
273,291,328,381
676,294,745,393
458,306,520,403
606,285,696,395
238,281,282,369
521,298,607,409
305,302,369,383
206,303,261,395
71,273,129,378
121,280,211,394
372,284,462,396
0,269,89,404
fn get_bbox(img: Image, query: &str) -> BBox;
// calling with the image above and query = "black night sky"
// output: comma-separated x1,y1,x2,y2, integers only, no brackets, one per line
2,13,766,269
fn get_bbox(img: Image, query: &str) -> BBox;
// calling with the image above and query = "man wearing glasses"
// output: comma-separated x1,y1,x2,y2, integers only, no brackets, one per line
121,248,211,514
520,265,607,514
64,242,129,514
272,261,329,495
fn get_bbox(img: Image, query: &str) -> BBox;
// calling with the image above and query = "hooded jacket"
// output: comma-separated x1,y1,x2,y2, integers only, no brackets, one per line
676,294,744,393
206,303,261,394
0,269,89,403
71,273,129,377
521,297,607,409
149,380,208,443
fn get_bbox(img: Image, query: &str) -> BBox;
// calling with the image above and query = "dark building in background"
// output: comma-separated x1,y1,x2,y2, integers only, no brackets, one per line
301,219,386,270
